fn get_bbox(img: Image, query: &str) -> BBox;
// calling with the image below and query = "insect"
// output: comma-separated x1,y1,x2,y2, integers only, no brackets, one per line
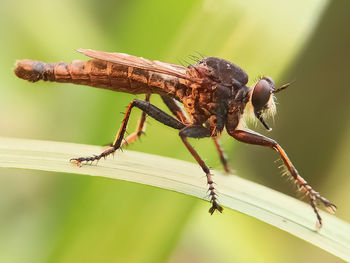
14,49,336,227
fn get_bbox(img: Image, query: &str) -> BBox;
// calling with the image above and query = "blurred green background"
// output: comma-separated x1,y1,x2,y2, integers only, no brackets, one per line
0,0,349,262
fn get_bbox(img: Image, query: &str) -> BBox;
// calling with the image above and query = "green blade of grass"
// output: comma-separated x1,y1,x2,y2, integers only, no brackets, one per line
0,136,349,261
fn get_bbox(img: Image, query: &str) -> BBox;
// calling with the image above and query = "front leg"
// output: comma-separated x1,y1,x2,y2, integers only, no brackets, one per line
179,126,223,214
228,128,336,227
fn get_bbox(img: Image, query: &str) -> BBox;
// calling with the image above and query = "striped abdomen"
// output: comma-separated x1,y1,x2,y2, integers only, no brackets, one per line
14,59,189,96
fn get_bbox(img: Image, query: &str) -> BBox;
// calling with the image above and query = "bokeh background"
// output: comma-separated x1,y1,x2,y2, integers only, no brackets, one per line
0,0,349,262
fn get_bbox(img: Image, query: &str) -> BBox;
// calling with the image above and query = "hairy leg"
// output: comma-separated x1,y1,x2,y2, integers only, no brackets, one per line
179,125,223,214
229,128,336,227
71,97,223,214
71,99,185,166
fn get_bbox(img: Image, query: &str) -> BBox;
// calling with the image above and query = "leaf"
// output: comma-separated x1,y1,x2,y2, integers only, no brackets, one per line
0,136,349,261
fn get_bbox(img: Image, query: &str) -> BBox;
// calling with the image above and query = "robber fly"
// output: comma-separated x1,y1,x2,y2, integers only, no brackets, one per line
14,49,336,227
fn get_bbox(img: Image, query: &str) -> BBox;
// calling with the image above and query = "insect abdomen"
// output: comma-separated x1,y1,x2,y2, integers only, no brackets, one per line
14,59,183,95
14,59,121,88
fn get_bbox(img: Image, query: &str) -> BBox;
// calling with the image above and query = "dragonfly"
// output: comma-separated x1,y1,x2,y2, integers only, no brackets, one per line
14,49,336,227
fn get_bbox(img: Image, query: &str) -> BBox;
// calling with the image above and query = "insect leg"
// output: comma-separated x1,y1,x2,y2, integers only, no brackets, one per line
161,95,191,125
104,94,151,148
161,95,230,173
71,99,186,166
179,126,224,214
228,128,336,227
212,139,230,173
121,94,151,147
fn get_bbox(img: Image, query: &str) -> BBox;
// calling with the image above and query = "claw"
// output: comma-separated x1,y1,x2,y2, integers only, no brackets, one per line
70,159,83,167
316,220,322,230
307,188,336,227
208,201,223,215
325,203,337,214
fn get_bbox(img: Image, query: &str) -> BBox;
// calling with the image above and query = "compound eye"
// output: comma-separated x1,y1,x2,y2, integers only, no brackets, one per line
252,77,276,131
252,78,275,113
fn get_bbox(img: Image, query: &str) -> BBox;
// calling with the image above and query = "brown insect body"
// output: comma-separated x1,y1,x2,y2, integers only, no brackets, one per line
14,49,336,227
15,51,250,133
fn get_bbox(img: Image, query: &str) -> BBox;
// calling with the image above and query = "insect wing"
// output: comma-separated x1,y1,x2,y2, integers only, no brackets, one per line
77,49,200,82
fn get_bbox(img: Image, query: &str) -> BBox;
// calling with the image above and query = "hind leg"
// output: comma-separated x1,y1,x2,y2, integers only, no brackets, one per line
71,99,186,166
120,94,150,147
104,94,150,148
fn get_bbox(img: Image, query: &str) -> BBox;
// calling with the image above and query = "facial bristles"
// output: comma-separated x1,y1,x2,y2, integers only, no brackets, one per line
245,89,276,124
261,93,277,119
